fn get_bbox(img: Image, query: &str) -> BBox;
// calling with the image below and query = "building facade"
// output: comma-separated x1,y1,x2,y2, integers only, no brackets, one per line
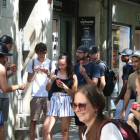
0,0,140,139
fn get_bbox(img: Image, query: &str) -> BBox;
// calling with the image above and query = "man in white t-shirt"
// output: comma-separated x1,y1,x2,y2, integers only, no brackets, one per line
27,42,55,140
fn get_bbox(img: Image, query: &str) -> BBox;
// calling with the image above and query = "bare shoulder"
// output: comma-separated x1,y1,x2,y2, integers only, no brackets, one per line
73,74,77,79
0,64,6,75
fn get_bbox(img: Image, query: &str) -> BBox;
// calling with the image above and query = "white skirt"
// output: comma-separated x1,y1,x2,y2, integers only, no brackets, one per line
47,93,74,117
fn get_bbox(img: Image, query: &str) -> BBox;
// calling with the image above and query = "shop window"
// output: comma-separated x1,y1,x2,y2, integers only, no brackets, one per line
112,25,130,91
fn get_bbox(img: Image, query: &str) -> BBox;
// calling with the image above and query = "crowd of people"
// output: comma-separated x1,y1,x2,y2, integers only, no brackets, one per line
0,35,140,140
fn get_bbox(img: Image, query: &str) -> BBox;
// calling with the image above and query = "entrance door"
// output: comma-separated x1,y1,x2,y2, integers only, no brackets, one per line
135,29,140,50
60,16,72,57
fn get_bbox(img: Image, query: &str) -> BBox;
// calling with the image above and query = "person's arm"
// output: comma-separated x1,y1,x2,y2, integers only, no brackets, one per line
0,65,26,93
58,74,78,97
27,66,40,82
129,108,140,121
120,90,132,120
7,66,17,79
46,71,56,91
115,79,127,104
100,76,106,92
79,64,100,86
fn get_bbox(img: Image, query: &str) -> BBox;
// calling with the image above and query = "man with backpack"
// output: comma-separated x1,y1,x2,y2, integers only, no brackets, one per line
88,46,107,92
114,48,135,121
74,45,100,140
26,43,55,140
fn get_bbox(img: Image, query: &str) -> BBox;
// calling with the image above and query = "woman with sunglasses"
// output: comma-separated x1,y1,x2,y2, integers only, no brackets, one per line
42,53,78,140
71,84,123,140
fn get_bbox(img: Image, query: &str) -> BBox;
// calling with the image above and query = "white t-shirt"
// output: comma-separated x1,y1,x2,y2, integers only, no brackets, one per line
26,58,55,97
82,122,123,140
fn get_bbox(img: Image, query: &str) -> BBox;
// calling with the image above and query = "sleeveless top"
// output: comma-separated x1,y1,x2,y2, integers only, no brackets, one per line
51,78,71,93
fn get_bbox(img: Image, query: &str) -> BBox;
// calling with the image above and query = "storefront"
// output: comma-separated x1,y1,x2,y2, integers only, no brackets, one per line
52,0,77,65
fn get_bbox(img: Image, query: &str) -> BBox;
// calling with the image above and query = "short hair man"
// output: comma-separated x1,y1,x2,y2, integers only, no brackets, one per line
0,35,18,140
120,51,140,120
74,45,100,140
114,48,135,120
89,46,107,92
0,43,26,140
27,43,55,140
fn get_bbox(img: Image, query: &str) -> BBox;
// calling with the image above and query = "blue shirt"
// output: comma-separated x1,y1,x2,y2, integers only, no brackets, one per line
74,61,100,86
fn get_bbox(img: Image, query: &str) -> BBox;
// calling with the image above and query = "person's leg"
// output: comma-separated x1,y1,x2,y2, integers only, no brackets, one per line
61,117,72,140
29,120,37,140
29,97,42,140
114,100,123,119
42,115,58,140
0,98,9,140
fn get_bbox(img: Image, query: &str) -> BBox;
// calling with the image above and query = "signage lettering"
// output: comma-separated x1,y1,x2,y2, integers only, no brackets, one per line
54,0,62,7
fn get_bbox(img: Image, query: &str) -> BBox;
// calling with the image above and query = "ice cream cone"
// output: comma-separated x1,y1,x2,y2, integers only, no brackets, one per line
128,113,134,123
80,60,83,66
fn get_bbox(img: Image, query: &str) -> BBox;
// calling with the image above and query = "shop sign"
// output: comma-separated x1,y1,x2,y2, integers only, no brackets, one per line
136,13,140,21
78,17,95,48
53,0,70,14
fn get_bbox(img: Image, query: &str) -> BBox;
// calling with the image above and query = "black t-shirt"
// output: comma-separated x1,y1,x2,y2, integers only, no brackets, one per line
121,63,135,99
96,60,107,88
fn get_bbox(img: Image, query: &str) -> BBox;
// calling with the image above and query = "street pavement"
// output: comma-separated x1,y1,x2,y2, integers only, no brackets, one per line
52,118,79,140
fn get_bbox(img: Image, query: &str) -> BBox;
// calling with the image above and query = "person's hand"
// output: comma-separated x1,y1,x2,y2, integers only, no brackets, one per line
19,84,26,90
34,66,40,72
114,97,119,104
79,66,86,76
56,80,67,89
50,75,57,82
120,111,125,120
127,121,137,133
4,62,11,69
137,101,140,112
11,66,17,75
43,69,49,75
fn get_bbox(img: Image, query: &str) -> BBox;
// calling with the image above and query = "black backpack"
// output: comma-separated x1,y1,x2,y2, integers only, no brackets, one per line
97,60,117,96
74,62,95,79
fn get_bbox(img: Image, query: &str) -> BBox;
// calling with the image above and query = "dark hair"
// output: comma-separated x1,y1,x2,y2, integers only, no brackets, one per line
76,84,108,140
0,54,4,58
58,53,74,87
35,42,47,53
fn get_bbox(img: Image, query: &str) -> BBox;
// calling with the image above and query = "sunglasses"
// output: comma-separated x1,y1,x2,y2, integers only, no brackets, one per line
70,102,87,111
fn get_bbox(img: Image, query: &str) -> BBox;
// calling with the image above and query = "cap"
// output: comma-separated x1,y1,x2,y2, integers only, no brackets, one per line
77,45,89,53
0,43,13,56
0,35,13,44
118,48,133,55
89,46,99,53
132,51,140,59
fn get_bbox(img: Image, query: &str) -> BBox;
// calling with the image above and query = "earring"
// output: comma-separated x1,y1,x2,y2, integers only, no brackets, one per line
95,111,98,117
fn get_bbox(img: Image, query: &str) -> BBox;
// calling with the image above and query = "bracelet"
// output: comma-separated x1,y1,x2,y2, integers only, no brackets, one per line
18,85,20,90
49,80,53,84
84,75,88,79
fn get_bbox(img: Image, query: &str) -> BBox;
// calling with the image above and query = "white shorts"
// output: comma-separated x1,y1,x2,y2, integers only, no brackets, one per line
47,93,74,117
115,99,135,121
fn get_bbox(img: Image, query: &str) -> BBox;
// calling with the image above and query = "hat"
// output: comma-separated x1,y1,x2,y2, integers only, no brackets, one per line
132,51,140,59
118,48,133,55
89,46,99,53
0,35,13,44
77,45,89,53
0,43,13,56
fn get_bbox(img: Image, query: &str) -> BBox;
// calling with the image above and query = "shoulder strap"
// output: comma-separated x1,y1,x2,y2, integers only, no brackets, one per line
90,61,95,77
49,60,52,73
32,59,34,71
55,69,58,75
74,63,79,74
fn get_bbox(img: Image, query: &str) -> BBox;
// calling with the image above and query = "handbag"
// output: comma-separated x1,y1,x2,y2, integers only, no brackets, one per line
0,109,3,126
